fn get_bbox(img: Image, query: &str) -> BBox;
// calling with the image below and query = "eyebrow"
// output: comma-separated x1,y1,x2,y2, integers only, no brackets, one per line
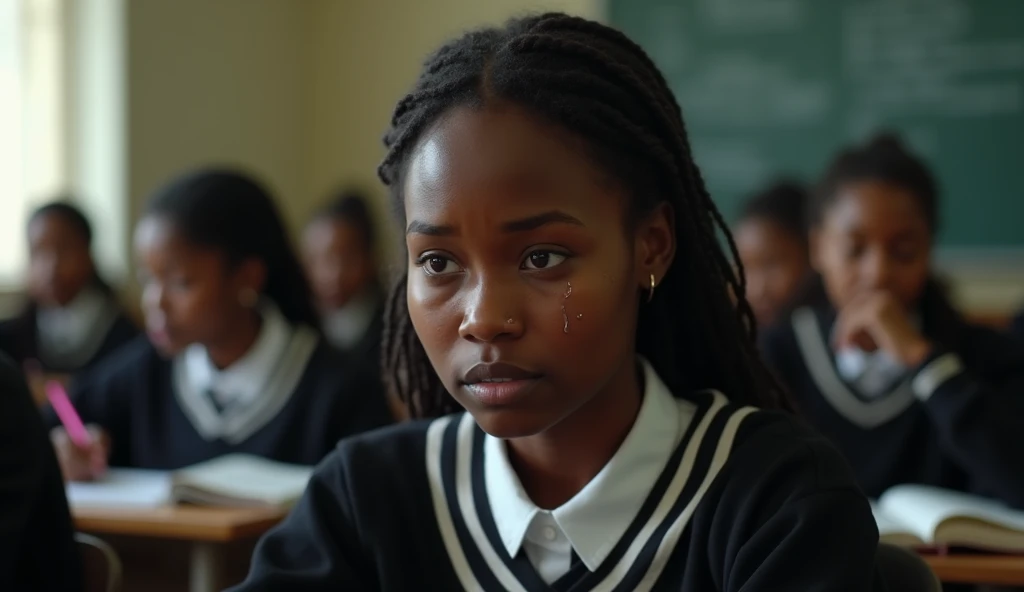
405,210,585,237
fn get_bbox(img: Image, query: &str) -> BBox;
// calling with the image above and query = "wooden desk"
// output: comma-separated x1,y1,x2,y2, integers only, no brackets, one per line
922,554,1024,586
74,505,286,592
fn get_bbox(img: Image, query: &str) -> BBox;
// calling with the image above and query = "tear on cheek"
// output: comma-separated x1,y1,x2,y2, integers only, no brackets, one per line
560,281,581,334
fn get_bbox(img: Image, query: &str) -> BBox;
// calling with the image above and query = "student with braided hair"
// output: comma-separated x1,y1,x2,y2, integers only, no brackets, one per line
234,14,882,591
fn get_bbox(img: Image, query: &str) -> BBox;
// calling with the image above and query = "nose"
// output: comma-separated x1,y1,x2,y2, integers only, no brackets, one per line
458,277,523,343
141,280,168,316
862,249,895,291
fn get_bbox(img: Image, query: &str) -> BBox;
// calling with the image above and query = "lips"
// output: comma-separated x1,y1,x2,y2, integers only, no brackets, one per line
461,362,543,406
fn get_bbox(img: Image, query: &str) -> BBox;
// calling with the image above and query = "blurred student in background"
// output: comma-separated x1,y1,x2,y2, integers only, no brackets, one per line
302,189,384,365
0,202,138,377
761,133,1024,507
0,354,81,591
48,169,392,481
734,180,811,329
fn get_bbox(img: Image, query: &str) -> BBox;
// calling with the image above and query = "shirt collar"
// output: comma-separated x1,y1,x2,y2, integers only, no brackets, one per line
184,302,293,408
322,289,378,350
484,358,692,571
37,287,108,342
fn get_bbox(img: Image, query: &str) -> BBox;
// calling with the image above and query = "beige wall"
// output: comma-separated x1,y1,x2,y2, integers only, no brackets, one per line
123,0,600,237
126,0,310,230
305,0,601,236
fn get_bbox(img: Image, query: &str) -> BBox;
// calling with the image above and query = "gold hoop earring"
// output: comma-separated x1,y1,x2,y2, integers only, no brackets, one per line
239,288,259,308
647,273,657,303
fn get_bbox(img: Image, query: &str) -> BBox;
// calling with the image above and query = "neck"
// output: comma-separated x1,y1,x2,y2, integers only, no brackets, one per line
205,309,262,369
506,358,643,510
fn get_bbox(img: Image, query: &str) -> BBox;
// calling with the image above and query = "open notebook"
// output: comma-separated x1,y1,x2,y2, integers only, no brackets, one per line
66,454,314,509
873,485,1024,552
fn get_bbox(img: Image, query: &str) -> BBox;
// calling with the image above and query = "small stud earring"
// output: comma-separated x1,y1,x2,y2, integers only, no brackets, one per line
505,317,515,325
239,288,259,308
647,273,657,303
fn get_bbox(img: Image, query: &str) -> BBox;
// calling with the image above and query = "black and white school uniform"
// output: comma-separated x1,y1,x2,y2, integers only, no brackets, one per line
762,305,1024,507
45,303,393,469
232,360,882,592
0,287,138,374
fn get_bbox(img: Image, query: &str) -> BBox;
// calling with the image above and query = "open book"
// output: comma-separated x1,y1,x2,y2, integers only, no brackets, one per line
872,485,1024,552
66,454,314,509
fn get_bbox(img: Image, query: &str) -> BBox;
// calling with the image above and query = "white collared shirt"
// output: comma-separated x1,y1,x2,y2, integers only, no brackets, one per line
321,290,378,351
182,302,293,410
484,359,695,583
36,287,119,365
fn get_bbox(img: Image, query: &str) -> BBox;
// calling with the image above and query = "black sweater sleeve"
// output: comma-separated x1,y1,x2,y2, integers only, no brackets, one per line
717,414,882,592
0,354,82,592
228,442,376,591
912,327,1024,507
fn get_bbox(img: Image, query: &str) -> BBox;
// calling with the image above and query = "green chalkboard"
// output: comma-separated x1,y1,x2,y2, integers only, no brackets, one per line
608,0,1024,249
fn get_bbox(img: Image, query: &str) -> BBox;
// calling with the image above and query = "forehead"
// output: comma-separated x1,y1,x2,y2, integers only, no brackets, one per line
403,103,623,225
826,181,930,234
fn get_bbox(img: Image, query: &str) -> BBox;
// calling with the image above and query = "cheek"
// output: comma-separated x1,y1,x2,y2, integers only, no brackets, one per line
406,274,461,357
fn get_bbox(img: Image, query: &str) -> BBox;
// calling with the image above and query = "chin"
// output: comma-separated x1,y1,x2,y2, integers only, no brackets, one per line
467,407,557,440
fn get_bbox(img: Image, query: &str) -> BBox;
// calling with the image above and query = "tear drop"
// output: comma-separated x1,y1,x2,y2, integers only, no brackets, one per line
563,282,572,299
576,313,583,319
561,305,569,334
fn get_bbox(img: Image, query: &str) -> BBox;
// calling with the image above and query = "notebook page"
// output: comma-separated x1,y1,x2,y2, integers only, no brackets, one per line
66,469,173,508
880,485,1024,541
173,454,313,507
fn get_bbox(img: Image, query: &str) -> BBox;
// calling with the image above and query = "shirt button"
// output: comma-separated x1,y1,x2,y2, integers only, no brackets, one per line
542,526,557,541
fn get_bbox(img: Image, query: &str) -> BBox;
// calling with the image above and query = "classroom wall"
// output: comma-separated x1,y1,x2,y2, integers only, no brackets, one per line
304,0,602,264
125,0,310,231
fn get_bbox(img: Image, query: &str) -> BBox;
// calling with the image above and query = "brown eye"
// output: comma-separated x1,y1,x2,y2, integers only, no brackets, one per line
521,250,567,271
418,254,461,276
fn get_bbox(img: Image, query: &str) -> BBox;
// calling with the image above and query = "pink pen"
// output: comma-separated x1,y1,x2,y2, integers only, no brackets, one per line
45,381,94,448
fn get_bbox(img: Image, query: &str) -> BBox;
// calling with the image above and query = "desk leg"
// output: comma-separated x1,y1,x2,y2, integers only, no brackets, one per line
189,542,223,592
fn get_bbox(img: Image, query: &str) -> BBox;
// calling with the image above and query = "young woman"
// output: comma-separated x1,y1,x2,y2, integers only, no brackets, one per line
302,189,384,360
734,180,811,329
233,14,882,592
48,170,393,479
0,202,138,375
761,134,1024,508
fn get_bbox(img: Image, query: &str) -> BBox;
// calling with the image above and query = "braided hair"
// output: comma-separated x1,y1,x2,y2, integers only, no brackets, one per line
378,13,788,418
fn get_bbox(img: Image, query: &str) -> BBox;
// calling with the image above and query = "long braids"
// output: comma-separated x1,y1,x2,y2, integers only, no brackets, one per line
379,13,789,418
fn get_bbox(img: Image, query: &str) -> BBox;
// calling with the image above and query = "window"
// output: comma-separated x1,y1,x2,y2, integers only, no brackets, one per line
0,0,68,286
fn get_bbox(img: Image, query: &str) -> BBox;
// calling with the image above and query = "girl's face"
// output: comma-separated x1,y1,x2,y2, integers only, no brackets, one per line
735,217,808,327
302,218,375,310
403,103,672,439
812,180,932,312
27,214,95,307
134,215,263,355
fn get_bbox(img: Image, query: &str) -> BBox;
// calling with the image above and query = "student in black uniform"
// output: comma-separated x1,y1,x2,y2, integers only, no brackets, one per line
48,169,392,480
0,354,81,591
0,202,138,375
234,14,883,592
734,180,811,329
302,189,384,364
761,133,1024,508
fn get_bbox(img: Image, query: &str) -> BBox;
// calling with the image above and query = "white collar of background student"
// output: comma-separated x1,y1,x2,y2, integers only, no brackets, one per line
174,301,320,444
184,301,293,409
484,358,693,574
36,286,118,365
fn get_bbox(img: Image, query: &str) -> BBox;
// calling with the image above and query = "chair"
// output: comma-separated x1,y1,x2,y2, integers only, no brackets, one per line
875,543,941,592
76,533,123,592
